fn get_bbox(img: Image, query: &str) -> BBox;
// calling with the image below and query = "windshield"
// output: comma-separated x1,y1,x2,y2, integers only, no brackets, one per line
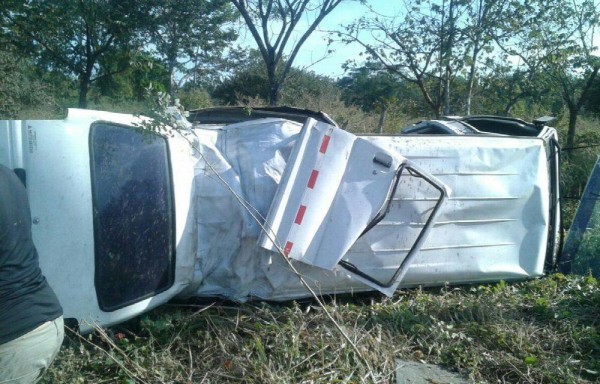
561,158,600,276
90,123,175,311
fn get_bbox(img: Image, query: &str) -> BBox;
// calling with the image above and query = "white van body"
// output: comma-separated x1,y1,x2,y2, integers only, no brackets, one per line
0,109,560,331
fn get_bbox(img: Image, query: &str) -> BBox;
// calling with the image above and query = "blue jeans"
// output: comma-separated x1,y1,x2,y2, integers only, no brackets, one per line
0,316,64,384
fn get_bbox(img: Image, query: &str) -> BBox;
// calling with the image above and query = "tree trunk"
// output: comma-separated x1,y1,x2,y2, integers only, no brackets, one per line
465,47,479,116
78,82,89,108
566,106,578,150
466,80,473,116
442,0,455,116
267,65,279,106
268,84,279,106
466,0,485,116
503,100,516,116
561,67,598,151
414,78,441,118
78,70,92,108
377,107,387,133
433,104,442,119
443,70,451,116
168,56,177,101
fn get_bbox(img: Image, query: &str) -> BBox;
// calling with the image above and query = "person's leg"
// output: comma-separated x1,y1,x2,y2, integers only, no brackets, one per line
0,316,64,384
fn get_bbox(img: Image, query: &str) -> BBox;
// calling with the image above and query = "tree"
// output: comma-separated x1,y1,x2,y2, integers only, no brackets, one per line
340,0,469,117
94,53,170,102
473,62,562,118
583,76,600,115
462,0,513,115
0,48,54,118
211,50,271,104
212,49,339,107
496,0,600,148
338,64,404,132
146,0,237,99
230,0,350,106
1,0,145,108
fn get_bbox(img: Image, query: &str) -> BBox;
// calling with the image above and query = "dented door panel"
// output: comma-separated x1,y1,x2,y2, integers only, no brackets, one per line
258,119,448,295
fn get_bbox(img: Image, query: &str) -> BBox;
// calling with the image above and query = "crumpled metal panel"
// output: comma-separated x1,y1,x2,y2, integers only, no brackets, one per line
257,119,448,295
190,118,394,299
258,119,404,270
359,135,550,287
184,118,304,300
190,122,549,301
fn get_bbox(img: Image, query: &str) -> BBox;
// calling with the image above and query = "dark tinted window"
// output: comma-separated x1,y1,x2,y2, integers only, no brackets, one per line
463,118,539,136
90,123,174,311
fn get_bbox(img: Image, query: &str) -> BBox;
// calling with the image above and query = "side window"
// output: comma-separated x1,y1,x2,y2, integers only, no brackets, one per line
90,123,175,311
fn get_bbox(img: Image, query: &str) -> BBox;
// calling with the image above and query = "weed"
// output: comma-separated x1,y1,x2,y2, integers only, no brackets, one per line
41,275,599,383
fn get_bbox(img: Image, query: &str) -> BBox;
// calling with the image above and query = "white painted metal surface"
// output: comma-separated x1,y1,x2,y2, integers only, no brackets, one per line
188,120,550,300
0,110,557,323
257,119,448,295
355,135,550,287
259,119,403,269
0,109,196,332
0,120,24,169
240,138,548,300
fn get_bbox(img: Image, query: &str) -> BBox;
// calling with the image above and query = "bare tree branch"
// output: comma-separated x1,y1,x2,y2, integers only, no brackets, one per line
232,0,348,105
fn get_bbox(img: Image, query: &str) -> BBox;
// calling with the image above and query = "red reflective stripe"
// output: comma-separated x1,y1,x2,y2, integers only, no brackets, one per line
284,241,294,256
307,170,319,189
294,205,307,224
319,135,331,154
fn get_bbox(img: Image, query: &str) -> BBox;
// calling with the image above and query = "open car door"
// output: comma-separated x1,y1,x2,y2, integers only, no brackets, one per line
258,119,449,296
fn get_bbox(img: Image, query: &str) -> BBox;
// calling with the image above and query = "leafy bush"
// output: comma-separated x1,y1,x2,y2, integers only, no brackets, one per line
178,87,213,111
0,49,55,118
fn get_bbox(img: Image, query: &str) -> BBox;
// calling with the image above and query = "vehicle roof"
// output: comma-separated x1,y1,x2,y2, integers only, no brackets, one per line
187,106,338,126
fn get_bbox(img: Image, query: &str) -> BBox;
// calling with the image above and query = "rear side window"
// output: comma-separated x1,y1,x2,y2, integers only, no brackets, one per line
90,123,175,312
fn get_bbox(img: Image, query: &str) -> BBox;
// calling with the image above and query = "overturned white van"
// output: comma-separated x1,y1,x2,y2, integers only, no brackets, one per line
0,107,561,332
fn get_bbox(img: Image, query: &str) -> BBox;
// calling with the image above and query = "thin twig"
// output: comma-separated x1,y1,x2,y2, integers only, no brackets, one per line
187,343,194,382
65,325,148,384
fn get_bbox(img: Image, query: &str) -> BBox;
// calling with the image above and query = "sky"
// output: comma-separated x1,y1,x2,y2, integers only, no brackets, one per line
233,1,401,79
233,0,600,80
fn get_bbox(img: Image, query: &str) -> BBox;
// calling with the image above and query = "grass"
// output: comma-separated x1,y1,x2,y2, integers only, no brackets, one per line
41,274,599,383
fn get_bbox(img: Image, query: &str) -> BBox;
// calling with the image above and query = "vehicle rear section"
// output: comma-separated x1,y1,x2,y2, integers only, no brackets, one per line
0,110,197,332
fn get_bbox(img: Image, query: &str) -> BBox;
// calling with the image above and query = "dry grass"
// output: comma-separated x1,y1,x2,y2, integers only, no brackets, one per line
41,274,599,383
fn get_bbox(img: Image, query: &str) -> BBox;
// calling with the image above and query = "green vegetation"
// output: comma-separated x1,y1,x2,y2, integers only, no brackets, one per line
1,1,599,381
574,224,600,276
230,0,347,106
41,274,599,383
